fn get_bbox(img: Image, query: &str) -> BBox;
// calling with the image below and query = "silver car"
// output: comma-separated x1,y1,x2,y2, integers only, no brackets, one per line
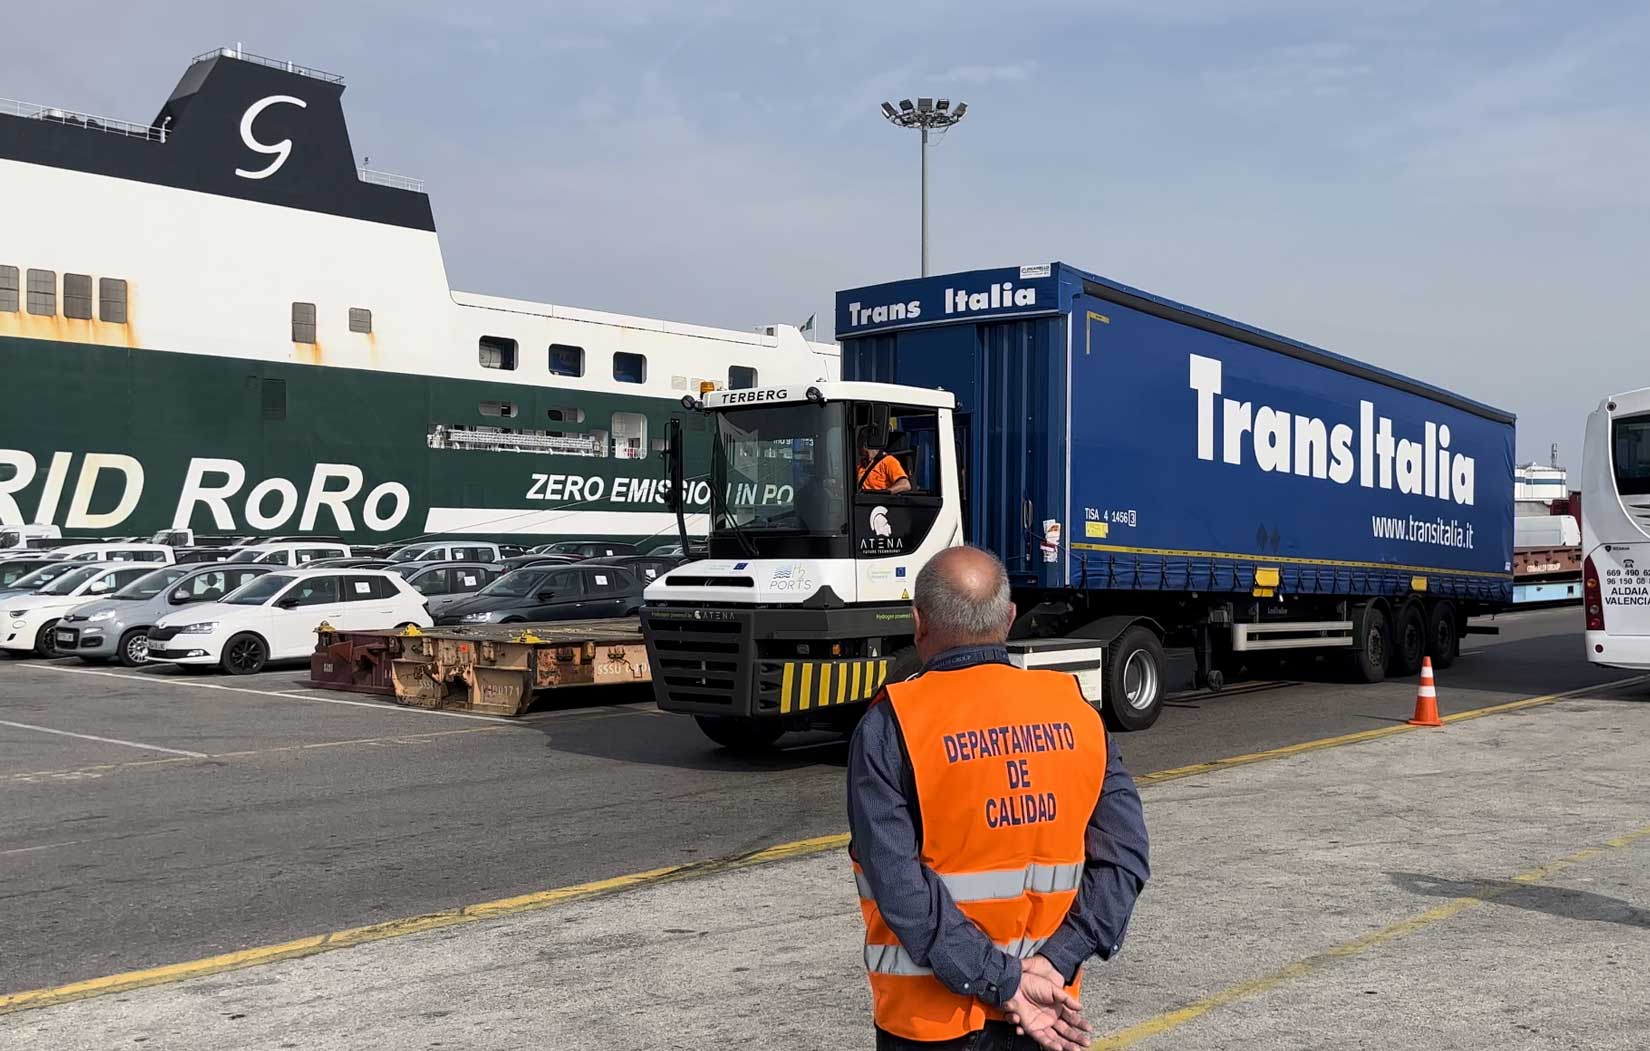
55,562,274,666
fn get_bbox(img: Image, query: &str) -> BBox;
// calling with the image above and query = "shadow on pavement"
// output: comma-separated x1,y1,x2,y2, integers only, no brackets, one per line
1389,871,1650,930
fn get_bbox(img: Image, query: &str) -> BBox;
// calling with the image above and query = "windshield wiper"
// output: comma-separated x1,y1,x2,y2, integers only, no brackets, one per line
709,454,759,557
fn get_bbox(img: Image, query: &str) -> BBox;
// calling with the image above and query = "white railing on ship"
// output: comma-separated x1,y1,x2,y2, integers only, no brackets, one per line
0,97,163,140
357,167,425,193
193,47,344,84
429,430,605,457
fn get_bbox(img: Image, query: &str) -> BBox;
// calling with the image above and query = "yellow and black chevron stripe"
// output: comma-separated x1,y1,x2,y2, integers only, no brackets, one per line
776,658,890,714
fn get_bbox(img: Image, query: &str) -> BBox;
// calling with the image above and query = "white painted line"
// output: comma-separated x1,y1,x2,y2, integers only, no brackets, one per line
23,665,523,725
0,719,207,758
0,840,85,857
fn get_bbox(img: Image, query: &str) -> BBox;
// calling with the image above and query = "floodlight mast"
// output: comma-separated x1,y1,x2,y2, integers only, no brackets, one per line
880,97,968,276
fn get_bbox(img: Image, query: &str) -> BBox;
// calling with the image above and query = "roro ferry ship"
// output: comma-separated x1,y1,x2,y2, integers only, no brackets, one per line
0,47,837,544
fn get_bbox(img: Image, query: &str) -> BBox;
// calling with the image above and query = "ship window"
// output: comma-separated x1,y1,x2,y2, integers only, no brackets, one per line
0,266,16,313
650,437,668,454
549,344,584,377
479,336,517,370
291,302,317,343
729,365,758,390
26,269,55,316
262,378,288,421
99,278,128,323
480,400,518,418
63,274,94,320
613,352,647,384
349,307,372,334
612,411,648,460
547,406,587,426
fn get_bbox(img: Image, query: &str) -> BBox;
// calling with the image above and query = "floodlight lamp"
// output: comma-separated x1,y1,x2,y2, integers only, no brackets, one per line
917,97,933,112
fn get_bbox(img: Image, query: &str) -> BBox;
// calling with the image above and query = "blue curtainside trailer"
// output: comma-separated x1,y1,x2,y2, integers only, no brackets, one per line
831,263,1515,722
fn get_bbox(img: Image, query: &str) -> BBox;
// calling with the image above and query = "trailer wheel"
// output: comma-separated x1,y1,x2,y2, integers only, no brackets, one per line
1103,627,1166,732
1390,603,1426,678
694,716,785,754
1347,606,1388,684
1427,602,1459,670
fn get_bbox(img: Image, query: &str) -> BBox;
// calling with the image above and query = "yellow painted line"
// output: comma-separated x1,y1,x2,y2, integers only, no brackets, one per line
850,660,862,700
1068,541,1510,580
1089,820,1650,1049
6,676,1641,1016
1135,674,1650,787
798,662,814,712
779,662,795,714
817,663,832,709
836,663,849,707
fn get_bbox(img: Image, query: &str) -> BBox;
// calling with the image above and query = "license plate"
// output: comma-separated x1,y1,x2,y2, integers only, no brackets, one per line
56,629,76,645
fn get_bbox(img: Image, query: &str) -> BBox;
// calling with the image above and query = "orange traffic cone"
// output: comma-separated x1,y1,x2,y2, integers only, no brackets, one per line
1407,656,1442,727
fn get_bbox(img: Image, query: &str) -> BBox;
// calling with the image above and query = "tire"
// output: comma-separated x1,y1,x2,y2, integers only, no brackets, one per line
694,716,785,753
1426,601,1459,670
33,619,61,659
220,632,269,676
1390,602,1426,678
1347,605,1388,684
1103,626,1167,732
116,628,151,668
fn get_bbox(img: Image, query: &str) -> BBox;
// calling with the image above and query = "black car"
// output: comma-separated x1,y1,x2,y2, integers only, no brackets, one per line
497,553,581,572
434,563,641,626
173,546,241,564
582,553,683,585
534,540,641,560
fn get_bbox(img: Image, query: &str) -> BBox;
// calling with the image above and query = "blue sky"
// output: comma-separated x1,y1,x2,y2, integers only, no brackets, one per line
6,1,1648,468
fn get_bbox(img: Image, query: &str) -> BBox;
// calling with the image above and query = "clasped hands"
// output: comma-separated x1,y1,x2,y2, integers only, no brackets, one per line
1002,954,1092,1051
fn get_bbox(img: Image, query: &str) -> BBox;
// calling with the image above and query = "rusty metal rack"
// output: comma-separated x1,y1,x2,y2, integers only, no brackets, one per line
389,618,649,716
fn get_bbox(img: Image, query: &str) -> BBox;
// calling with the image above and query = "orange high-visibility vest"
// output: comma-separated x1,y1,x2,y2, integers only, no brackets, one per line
854,662,1106,1042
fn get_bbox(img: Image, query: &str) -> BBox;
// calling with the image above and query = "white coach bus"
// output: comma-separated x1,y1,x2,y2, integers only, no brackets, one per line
1582,387,1650,668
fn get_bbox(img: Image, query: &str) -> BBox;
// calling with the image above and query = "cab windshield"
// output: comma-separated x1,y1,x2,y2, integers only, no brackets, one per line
711,404,848,536
113,566,191,600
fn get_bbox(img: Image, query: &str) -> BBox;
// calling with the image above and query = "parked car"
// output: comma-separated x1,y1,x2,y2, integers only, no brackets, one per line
56,562,274,666
496,543,530,559
50,542,176,564
497,553,580,573
390,561,504,617
306,557,394,569
386,540,504,564
229,542,352,566
147,569,433,675
0,560,85,601
2,562,159,657
643,539,706,558
532,540,641,560
434,563,641,626
0,557,69,591
582,553,683,585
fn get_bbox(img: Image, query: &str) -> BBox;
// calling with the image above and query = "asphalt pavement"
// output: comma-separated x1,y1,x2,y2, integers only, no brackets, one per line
4,615,1644,1050
0,605,1619,1000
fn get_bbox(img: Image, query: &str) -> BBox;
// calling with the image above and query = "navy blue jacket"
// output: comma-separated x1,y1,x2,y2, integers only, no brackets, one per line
846,643,1150,1006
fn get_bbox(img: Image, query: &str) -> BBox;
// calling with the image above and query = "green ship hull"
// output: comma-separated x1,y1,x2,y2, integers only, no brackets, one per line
0,336,712,544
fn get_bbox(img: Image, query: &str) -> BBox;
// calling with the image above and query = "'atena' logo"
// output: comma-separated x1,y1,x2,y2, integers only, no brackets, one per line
236,95,307,180
869,506,892,537
862,506,904,552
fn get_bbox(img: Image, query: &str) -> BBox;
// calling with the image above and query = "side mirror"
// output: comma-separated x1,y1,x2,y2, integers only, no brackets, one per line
276,596,300,610
169,588,191,603
536,590,557,602
663,416,685,513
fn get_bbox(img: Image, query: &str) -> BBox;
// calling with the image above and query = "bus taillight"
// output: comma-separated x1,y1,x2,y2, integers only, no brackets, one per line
1584,555,1605,632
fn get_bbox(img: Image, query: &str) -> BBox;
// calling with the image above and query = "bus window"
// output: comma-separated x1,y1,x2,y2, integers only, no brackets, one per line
1613,416,1650,496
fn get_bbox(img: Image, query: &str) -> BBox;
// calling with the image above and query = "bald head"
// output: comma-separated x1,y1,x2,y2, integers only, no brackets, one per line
911,546,1016,659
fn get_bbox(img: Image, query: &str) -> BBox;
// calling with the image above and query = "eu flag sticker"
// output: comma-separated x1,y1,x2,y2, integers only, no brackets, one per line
895,566,907,578
734,562,748,570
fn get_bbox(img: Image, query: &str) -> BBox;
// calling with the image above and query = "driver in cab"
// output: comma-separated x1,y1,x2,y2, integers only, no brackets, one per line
858,429,912,494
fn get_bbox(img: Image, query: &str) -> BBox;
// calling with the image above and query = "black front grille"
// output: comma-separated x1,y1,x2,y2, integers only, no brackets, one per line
147,626,183,642
644,615,748,711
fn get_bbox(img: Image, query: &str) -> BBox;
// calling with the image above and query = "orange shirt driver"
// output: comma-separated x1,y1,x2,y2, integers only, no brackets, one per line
858,437,912,494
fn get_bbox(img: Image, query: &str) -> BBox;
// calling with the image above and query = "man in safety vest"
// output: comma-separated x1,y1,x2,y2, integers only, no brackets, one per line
858,429,912,494
847,546,1150,1050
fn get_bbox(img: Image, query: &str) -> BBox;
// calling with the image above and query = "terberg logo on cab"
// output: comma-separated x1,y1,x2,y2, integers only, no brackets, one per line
0,450,411,532
1188,355,1477,506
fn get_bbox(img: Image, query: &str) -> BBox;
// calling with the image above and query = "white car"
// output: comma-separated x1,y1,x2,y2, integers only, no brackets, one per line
228,542,352,567
1,562,159,657
51,543,176,564
146,568,432,675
